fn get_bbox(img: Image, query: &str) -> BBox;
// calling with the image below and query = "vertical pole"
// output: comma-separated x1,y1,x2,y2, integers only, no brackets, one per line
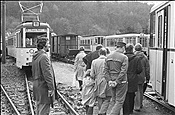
2,1,6,64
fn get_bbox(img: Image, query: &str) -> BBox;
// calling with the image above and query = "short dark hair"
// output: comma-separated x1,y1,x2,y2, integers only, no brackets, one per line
135,43,142,51
125,44,134,52
37,37,48,50
79,46,85,51
105,47,110,54
96,44,103,50
99,48,107,56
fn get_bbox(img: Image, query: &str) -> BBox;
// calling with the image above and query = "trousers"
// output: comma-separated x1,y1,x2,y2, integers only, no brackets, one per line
97,96,111,114
85,105,93,115
134,83,144,110
36,101,50,115
109,83,128,115
123,92,135,115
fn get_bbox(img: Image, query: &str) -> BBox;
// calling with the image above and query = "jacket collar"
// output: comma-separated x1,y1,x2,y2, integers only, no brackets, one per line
98,55,106,59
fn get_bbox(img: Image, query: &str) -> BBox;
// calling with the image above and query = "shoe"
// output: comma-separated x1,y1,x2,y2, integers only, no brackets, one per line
134,109,140,112
140,104,143,108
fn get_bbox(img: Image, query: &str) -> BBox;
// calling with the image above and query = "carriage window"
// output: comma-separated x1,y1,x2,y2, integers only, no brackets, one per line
95,38,98,44
8,37,13,45
88,40,90,44
101,37,103,44
107,39,110,46
150,12,155,47
110,39,115,46
98,37,101,44
158,15,162,48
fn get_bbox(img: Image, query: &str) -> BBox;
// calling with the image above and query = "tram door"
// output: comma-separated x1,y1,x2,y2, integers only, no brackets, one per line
156,8,168,99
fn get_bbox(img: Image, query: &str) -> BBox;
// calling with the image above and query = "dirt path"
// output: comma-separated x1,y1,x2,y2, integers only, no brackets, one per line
52,61,79,88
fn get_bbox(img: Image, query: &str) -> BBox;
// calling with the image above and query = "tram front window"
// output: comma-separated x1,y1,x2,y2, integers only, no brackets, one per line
26,32,47,48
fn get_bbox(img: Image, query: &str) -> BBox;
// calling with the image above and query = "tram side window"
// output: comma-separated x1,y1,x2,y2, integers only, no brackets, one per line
8,37,13,46
158,15,162,48
110,39,115,46
101,37,103,45
150,12,155,47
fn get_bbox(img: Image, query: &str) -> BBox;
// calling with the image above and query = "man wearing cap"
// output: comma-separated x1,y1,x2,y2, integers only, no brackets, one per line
103,42,128,115
83,44,103,70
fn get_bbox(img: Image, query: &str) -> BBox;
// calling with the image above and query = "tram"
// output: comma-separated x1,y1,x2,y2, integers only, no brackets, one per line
6,21,52,69
149,1,175,107
104,33,149,53
79,35,105,52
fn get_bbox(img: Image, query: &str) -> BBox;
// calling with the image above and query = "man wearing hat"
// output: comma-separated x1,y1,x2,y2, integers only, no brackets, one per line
103,42,128,115
83,44,103,70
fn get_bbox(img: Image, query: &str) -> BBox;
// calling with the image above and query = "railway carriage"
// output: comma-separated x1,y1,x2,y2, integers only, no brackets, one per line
149,1,175,107
104,33,149,53
79,35,105,52
51,33,80,59
6,21,52,69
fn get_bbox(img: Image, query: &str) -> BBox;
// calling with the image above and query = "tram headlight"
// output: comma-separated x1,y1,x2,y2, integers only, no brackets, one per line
29,49,35,54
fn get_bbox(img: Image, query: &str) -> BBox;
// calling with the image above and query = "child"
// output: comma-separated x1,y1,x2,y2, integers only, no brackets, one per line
81,69,96,115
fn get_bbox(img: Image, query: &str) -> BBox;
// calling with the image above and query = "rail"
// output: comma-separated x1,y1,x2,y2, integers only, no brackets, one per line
25,75,35,115
57,90,80,115
144,92,175,113
1,85,21,115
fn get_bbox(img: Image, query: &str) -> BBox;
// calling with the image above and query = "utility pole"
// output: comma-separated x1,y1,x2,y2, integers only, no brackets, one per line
2,1,6,64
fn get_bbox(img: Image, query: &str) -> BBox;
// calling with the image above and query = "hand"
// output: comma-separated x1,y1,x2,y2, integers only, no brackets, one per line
111,81,117,87
108,81,113,86
113,81,117,87
48,90,54,97
146,79,149,83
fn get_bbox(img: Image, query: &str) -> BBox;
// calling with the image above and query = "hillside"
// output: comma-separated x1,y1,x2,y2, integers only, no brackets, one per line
4,1,153,36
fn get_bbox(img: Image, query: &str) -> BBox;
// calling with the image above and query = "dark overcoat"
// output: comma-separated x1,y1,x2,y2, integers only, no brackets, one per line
32,50,55,104
124,52,142,92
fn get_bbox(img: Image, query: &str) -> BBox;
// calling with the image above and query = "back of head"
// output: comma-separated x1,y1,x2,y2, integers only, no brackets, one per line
105,47,110,54
37,37,48,50
134,43,142,51
79,46,85,51
125,44,134,53
99,48,107,56
116,42,126,48
96,44,103,50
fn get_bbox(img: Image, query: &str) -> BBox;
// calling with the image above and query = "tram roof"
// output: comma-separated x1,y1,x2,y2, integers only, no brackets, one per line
14,21,51,30
105,33,141,39
150,1,169,13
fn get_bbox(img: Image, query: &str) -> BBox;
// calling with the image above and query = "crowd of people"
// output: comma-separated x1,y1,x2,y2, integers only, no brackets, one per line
31,37,150,115
74,42,150,115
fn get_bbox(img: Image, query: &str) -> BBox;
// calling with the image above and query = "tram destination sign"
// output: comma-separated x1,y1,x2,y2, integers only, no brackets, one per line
26,29,47,32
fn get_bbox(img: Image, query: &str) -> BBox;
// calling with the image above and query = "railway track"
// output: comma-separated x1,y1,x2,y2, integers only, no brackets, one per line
1,58,80,115
1,66,34,115
144,91,175,114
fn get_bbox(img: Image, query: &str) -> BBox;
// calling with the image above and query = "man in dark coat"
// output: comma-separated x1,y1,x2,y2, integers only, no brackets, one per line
32,37,55,115
83,44,103,70
123,44,142,115
134,43,150,111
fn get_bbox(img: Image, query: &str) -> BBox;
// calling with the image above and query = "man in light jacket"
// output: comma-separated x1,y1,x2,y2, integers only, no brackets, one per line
104,42,128,115
74,46,86,91
91,48,112,115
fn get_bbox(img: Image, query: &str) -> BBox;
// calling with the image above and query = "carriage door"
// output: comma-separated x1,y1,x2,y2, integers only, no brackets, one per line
162,7,168,99
157,8,168,99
